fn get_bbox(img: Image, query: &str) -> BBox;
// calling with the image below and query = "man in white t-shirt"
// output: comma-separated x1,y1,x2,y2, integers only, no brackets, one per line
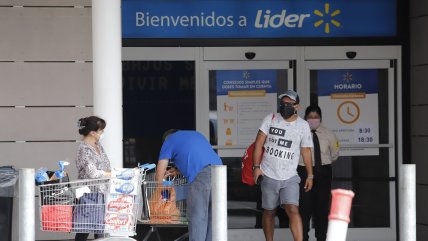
253,90,314,241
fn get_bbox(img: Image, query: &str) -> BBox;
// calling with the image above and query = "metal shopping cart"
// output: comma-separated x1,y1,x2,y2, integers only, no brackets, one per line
37,165,155,241
138,172,189,241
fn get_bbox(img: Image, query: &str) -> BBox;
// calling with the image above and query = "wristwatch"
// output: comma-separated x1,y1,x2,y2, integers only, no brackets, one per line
307,175,314,179
252,165,260,171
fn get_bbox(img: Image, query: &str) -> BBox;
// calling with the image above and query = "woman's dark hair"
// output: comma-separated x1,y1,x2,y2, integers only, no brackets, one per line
77,116,106,136
305,105,322,121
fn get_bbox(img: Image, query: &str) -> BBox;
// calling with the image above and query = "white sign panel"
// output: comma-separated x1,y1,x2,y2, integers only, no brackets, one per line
216,70,278,156
316,69,379,156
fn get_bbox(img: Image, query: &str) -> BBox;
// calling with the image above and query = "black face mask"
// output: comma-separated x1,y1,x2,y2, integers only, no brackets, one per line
280,104,296,119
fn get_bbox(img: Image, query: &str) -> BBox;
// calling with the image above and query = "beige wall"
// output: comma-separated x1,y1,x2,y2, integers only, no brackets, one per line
410,0,428,240
0,1,92,240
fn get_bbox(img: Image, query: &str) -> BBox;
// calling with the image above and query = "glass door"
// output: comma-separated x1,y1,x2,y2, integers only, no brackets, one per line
122,47,199,167
122,47,199,241
304,60,396,241
200,57,295,235
204,61,295,156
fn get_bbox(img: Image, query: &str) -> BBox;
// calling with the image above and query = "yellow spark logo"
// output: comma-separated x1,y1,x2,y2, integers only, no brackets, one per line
314,3,341,34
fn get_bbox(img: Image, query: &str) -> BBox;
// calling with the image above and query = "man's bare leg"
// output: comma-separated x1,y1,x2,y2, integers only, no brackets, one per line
262,209,276,241
283,204,303,241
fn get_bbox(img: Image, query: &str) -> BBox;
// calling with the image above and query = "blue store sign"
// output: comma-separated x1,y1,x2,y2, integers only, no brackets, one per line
122,0,397,38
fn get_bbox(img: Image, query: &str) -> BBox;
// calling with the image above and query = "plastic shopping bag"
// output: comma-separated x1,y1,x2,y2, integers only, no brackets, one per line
72,193,105,234
41,205,73,232
149,186,181,224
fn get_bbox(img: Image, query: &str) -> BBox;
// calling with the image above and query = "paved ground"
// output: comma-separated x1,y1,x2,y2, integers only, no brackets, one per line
41,226,189,241
135,225,188,241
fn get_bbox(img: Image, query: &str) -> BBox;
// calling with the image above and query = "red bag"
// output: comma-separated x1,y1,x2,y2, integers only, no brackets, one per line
241,114,274,186
41,205,72,232
241,142,264,186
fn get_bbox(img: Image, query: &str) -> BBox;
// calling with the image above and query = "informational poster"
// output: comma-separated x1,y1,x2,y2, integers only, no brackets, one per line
317,69,379,156
216,70,278,151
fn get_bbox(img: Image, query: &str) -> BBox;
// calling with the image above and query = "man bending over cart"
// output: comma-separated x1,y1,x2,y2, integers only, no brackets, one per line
156,129,223,241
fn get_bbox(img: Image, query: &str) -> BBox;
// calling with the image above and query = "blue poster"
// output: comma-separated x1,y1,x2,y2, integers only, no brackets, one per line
216,70,277,95
122,0,397,38
317,69,378,96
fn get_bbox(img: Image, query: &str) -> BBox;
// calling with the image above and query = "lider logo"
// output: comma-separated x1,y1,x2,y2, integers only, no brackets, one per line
254,9,310,29
254,2,342,34
313,3,341,33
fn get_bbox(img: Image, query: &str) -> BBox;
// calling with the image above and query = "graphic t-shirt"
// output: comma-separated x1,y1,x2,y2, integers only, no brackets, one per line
259,114,313,181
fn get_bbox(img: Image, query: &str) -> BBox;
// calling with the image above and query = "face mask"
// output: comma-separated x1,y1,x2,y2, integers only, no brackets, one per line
307,118,321,130
95,131,104,141
280,104,296,119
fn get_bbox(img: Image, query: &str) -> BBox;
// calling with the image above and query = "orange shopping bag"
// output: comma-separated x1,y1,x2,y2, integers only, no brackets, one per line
149,186,181,224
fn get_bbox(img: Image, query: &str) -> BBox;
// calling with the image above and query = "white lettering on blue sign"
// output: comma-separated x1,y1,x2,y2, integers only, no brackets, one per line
123,0,398,38
136,12,234,27
333,83,363,90
254,10,310,29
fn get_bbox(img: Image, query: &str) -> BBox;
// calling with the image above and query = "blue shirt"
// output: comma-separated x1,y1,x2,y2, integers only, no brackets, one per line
158,130,223,183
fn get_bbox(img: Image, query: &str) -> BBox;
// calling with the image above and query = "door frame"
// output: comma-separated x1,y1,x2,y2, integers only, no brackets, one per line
301,46,401,241
121,46,403,241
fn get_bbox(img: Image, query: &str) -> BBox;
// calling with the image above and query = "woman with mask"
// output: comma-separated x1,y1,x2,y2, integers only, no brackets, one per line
75,116,111,241
298,105,340,241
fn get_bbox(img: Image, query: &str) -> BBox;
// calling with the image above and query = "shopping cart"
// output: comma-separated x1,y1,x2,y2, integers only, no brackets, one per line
37,165,155,241
138,172,189,241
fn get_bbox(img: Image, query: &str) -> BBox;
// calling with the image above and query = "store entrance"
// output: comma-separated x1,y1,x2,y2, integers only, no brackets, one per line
122,46,402,241
199,47,297,235
299,50,400,241
122,48,198,167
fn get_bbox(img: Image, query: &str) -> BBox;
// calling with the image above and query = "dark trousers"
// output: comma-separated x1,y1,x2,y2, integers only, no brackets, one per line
298,165,332,241
75,233,102,241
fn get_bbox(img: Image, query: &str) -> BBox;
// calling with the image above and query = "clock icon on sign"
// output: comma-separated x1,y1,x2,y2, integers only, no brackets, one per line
337,101,360,124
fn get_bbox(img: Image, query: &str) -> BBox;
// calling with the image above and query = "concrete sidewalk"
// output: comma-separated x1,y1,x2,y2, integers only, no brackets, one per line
39,226,188,241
